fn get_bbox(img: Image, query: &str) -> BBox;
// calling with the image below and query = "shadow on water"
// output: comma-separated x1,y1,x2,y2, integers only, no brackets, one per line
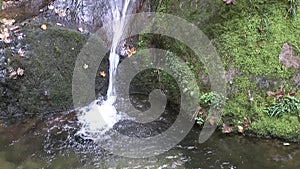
0,94,299,169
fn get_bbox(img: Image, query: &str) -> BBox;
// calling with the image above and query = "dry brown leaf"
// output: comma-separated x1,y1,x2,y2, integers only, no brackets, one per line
99,71,106,77
127,47,136,57
209,116,215,126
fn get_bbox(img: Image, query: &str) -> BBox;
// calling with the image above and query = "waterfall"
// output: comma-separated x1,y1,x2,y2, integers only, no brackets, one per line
106,0,130,104
76,0,132,140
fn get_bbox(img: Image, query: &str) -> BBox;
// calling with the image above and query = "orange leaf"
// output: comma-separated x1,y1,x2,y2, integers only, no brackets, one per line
127,47,136,57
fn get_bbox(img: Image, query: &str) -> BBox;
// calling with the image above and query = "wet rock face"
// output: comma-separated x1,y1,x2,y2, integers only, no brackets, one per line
0,0,53,22
1,0,150,32
0,25,88,122
0,0,152,123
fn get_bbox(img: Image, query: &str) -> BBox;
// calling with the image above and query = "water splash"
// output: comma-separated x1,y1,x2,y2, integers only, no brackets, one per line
76,0,132,140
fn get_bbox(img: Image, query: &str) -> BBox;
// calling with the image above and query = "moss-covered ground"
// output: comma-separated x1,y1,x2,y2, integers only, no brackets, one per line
147,0,300,141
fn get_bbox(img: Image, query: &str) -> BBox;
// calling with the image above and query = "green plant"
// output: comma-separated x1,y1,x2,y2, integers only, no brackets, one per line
199,92,226,110
287,0,300,18
266,95,300,118
195,117,205,126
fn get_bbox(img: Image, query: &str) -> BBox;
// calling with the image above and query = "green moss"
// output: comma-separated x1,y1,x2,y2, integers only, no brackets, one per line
250,115,300,140
2,24,85,118
152,0,300,141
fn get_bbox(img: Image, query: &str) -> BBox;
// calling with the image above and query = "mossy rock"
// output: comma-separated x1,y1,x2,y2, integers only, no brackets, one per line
0,24,91,122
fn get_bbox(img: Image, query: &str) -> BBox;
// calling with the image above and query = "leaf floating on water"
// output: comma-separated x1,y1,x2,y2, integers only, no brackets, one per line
41,24,47,30
99,71,106,77
17,68,24,76
83,64,89,69
127,47,136,57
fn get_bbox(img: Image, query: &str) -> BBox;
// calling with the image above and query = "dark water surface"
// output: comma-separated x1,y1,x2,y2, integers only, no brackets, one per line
0,97,299,169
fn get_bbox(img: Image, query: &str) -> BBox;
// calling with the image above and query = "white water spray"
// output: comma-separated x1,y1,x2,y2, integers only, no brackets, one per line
76,0,131,140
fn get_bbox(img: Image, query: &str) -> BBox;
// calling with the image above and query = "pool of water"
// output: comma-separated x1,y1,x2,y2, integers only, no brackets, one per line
0,96,299,169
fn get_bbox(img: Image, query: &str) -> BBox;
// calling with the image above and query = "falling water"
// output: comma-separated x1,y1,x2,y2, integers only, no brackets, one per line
106,0,130,104
76,0,132,140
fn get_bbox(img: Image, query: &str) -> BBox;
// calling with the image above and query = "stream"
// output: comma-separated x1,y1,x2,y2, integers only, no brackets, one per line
0,0,300,169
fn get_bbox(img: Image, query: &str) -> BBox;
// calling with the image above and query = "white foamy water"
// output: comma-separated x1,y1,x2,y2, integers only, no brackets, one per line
76,0,131,140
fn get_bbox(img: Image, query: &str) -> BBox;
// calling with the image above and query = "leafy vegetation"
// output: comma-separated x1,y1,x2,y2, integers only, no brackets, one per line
152,0,300,141
266,95,300,118
199,92,226,110
194,92,226,126
287,0,300,18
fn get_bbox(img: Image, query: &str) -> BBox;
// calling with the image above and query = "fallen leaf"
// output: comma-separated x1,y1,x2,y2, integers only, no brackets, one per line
9,71,17,79
18,48,26,57
237,125,243,133
267,84,285,99
83,64,88,69
17,68,24,76
283,142,290,146
0,28,11,43
48,5,54,10
55,9,67,17
222,123,233,134
41,24,47,30
243,121,251,127
78,27,84,32
99,71,106,77
1,18,15,26
127,47,136,57
209,116,215,126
